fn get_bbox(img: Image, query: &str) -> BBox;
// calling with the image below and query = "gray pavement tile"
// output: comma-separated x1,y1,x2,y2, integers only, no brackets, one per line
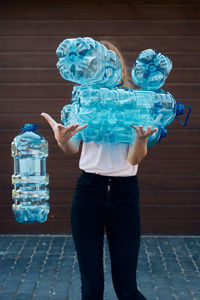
153,274,171,287
16,280,36,294
51,294,68,300
32,295,51,300
0,293,16,300
70,278,81,293
67,293,81,300
173,285,194,299
15,294,33,300
155,286,176,300
0,235,199,300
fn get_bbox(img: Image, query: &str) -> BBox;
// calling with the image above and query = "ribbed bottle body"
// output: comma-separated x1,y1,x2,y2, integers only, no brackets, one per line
61,85,176,145
11,125,49,223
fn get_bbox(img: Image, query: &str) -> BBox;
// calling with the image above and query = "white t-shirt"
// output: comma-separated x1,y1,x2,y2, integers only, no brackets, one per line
79,141,138,177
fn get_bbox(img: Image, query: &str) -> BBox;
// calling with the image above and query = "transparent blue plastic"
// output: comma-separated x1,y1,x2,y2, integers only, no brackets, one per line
131,49,172,90
56,37,121,88
58,40,191,145
61,85,183,145
11,124,49,223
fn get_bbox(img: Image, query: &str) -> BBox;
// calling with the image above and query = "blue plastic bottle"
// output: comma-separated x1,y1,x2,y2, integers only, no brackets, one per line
147,127,167,147
59,42,191,145
131,48,172,90
61,85,187,144
11,124,49,223
56,37,121,88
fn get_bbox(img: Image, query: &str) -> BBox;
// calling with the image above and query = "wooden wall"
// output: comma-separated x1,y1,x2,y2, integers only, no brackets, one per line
0,0,199,234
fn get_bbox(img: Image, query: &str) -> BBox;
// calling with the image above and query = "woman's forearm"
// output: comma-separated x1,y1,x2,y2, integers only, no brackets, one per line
127,137,148,165
57,139,80,154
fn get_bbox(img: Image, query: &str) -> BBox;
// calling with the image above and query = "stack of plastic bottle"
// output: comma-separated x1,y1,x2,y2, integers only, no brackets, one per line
56,37,121,88
57,37,191,146
11,124,49,223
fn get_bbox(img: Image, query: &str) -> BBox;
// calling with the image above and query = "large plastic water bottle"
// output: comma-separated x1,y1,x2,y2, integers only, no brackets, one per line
11,124,49,223
131,48,172,90
147,127,167,147
59,43,191,145
56,37,121,88
61,85,186,144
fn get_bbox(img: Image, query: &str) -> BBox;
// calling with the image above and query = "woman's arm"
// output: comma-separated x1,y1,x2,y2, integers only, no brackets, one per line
128,125,157,165
41,112,87,154
57,138,81,154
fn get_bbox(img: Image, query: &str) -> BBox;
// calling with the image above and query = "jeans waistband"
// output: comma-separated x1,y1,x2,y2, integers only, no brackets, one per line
81,170,138,184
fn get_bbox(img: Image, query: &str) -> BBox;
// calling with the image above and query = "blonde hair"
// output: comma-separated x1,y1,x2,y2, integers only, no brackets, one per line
99,40,134,89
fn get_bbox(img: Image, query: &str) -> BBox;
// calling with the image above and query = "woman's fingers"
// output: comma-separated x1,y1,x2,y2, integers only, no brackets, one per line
73,124,88,134
151,128,158,134
67,124,88,137
131,125,158,137
59,123,88,138
131,125,139,133
139,125,145,134
147,126,158,135
41,112,57,129
131,125,145,135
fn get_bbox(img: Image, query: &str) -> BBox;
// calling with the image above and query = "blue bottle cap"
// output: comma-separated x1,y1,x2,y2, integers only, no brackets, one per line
160,128,167,138
21,124,40,132
176,102,185,116
158,128,167,143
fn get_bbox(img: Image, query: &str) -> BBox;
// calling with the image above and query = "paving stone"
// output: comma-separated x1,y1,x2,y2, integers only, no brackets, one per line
155,286,176,300
15,293,33,300
170,275,189,287
32,295,51,300
0,234,199,299
104,292,118,300
16,280,37,294
173,284,194,300
153,274,171,287
70,277,81,293
139,289,157,300
53,279,69,291
0,292,16,300
67,293,81,300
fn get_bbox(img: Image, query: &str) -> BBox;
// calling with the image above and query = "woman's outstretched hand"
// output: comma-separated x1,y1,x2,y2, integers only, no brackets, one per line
128,125,158,165
41,112,88,144
131,125,157,140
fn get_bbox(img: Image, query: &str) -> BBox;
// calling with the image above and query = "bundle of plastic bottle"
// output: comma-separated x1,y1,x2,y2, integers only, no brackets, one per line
11,124,49,223
61,84,184,145
58,38,191,145
56,37,121,88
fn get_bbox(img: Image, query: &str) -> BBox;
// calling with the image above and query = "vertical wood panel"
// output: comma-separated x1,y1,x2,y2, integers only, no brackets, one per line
0,0,199,234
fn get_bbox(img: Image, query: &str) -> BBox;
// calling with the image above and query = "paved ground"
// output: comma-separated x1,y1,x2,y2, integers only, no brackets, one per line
0,235,199,300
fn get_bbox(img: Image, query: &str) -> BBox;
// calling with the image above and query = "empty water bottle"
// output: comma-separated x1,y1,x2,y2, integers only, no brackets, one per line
131,49,172,90
58,41,192,145
56,37,121,88
147,127,167,147
61,85,188,144
11,124,49,223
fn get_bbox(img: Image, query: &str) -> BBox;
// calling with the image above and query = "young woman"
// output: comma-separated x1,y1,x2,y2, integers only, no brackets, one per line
41,40,157,300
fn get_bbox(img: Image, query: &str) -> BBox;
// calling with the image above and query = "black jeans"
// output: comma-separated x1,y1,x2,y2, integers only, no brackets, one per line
70,171,147,300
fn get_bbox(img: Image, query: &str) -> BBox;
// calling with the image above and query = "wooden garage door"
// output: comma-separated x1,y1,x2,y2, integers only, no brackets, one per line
0,0,199,234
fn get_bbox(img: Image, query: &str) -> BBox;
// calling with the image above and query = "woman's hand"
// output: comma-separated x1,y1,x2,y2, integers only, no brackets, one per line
41,112,88,144
131,125,157,140
41,112,88,154
128,125,157,165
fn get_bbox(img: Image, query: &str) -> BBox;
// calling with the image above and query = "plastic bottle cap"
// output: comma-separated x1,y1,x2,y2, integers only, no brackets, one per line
22,124,40,132
160,128,167,138
148,64,157,72
176,102,185,116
